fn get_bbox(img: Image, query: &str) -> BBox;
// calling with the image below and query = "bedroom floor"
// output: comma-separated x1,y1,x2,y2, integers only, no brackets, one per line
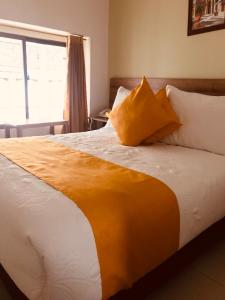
146,236,225,300
1,237,225,300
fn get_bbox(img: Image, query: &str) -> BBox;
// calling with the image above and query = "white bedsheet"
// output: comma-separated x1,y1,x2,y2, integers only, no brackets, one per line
0,127,225,300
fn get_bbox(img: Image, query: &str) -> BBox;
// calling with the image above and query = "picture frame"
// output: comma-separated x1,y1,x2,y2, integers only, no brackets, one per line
188,0,225,36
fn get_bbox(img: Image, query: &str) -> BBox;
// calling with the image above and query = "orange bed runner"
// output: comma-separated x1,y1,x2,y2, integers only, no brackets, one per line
0,138,180,299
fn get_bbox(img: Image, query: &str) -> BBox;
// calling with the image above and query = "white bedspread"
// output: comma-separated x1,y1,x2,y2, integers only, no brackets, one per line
0,127,225,300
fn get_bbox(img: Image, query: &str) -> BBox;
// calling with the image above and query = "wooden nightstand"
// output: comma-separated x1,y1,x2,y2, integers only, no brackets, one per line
89,116,108,130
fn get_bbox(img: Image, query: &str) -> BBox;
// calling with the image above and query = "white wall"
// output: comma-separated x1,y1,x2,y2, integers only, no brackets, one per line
0,0,109,115
109,0,225,79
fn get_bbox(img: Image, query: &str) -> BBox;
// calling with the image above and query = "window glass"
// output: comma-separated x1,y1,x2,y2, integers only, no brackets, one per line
0,37,25,122
26,42,67,121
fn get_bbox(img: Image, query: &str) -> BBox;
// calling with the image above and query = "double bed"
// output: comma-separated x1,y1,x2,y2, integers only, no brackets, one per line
0,78,225,300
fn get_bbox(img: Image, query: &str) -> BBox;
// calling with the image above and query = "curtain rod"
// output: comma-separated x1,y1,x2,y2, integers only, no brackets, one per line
0,23,87,40
70,33,87,40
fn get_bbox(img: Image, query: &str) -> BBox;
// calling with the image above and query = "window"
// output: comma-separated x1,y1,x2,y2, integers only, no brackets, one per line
0,33,67,122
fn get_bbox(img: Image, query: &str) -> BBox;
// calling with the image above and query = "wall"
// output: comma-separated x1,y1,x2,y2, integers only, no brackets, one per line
0,0,109,115
109,0,225,79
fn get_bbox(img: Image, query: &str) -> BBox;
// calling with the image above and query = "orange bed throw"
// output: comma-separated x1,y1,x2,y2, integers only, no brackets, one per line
0,138,180,299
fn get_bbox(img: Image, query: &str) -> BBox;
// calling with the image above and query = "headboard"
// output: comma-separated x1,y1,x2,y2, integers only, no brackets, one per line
109,78,225,107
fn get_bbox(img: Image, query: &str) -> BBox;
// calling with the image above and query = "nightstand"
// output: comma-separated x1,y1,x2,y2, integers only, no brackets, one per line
89,116,108,130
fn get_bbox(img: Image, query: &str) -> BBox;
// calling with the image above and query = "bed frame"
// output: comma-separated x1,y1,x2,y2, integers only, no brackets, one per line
109,77,225,106
1,77,225,300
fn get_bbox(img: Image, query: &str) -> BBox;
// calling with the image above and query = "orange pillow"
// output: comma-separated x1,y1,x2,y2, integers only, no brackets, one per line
109,78,180,146
143,89,181,144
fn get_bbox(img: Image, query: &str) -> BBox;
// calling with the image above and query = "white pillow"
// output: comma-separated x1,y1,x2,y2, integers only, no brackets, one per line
106,86,131,127
162,85,225,155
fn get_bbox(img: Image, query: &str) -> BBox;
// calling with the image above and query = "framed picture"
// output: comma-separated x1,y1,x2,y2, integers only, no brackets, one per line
188,0,225,35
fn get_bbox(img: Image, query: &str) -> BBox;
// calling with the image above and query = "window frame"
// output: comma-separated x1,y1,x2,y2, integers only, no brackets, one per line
0,31,66,120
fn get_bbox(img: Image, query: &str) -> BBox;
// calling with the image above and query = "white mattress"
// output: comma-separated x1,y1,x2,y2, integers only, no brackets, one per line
0,127,225,300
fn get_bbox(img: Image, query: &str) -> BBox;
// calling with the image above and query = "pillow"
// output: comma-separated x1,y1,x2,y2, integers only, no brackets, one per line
143,89,181,144
109,78,178,146
162,85,225,155
106,86,131,127
112,86,131,109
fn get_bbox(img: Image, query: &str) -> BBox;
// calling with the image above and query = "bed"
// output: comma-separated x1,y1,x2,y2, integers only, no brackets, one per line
0,78,225,300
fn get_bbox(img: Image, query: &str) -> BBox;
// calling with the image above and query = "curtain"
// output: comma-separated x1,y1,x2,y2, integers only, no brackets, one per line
64,35,88,132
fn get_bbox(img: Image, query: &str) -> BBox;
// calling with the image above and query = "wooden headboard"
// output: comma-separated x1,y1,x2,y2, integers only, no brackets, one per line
109,78,225,107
